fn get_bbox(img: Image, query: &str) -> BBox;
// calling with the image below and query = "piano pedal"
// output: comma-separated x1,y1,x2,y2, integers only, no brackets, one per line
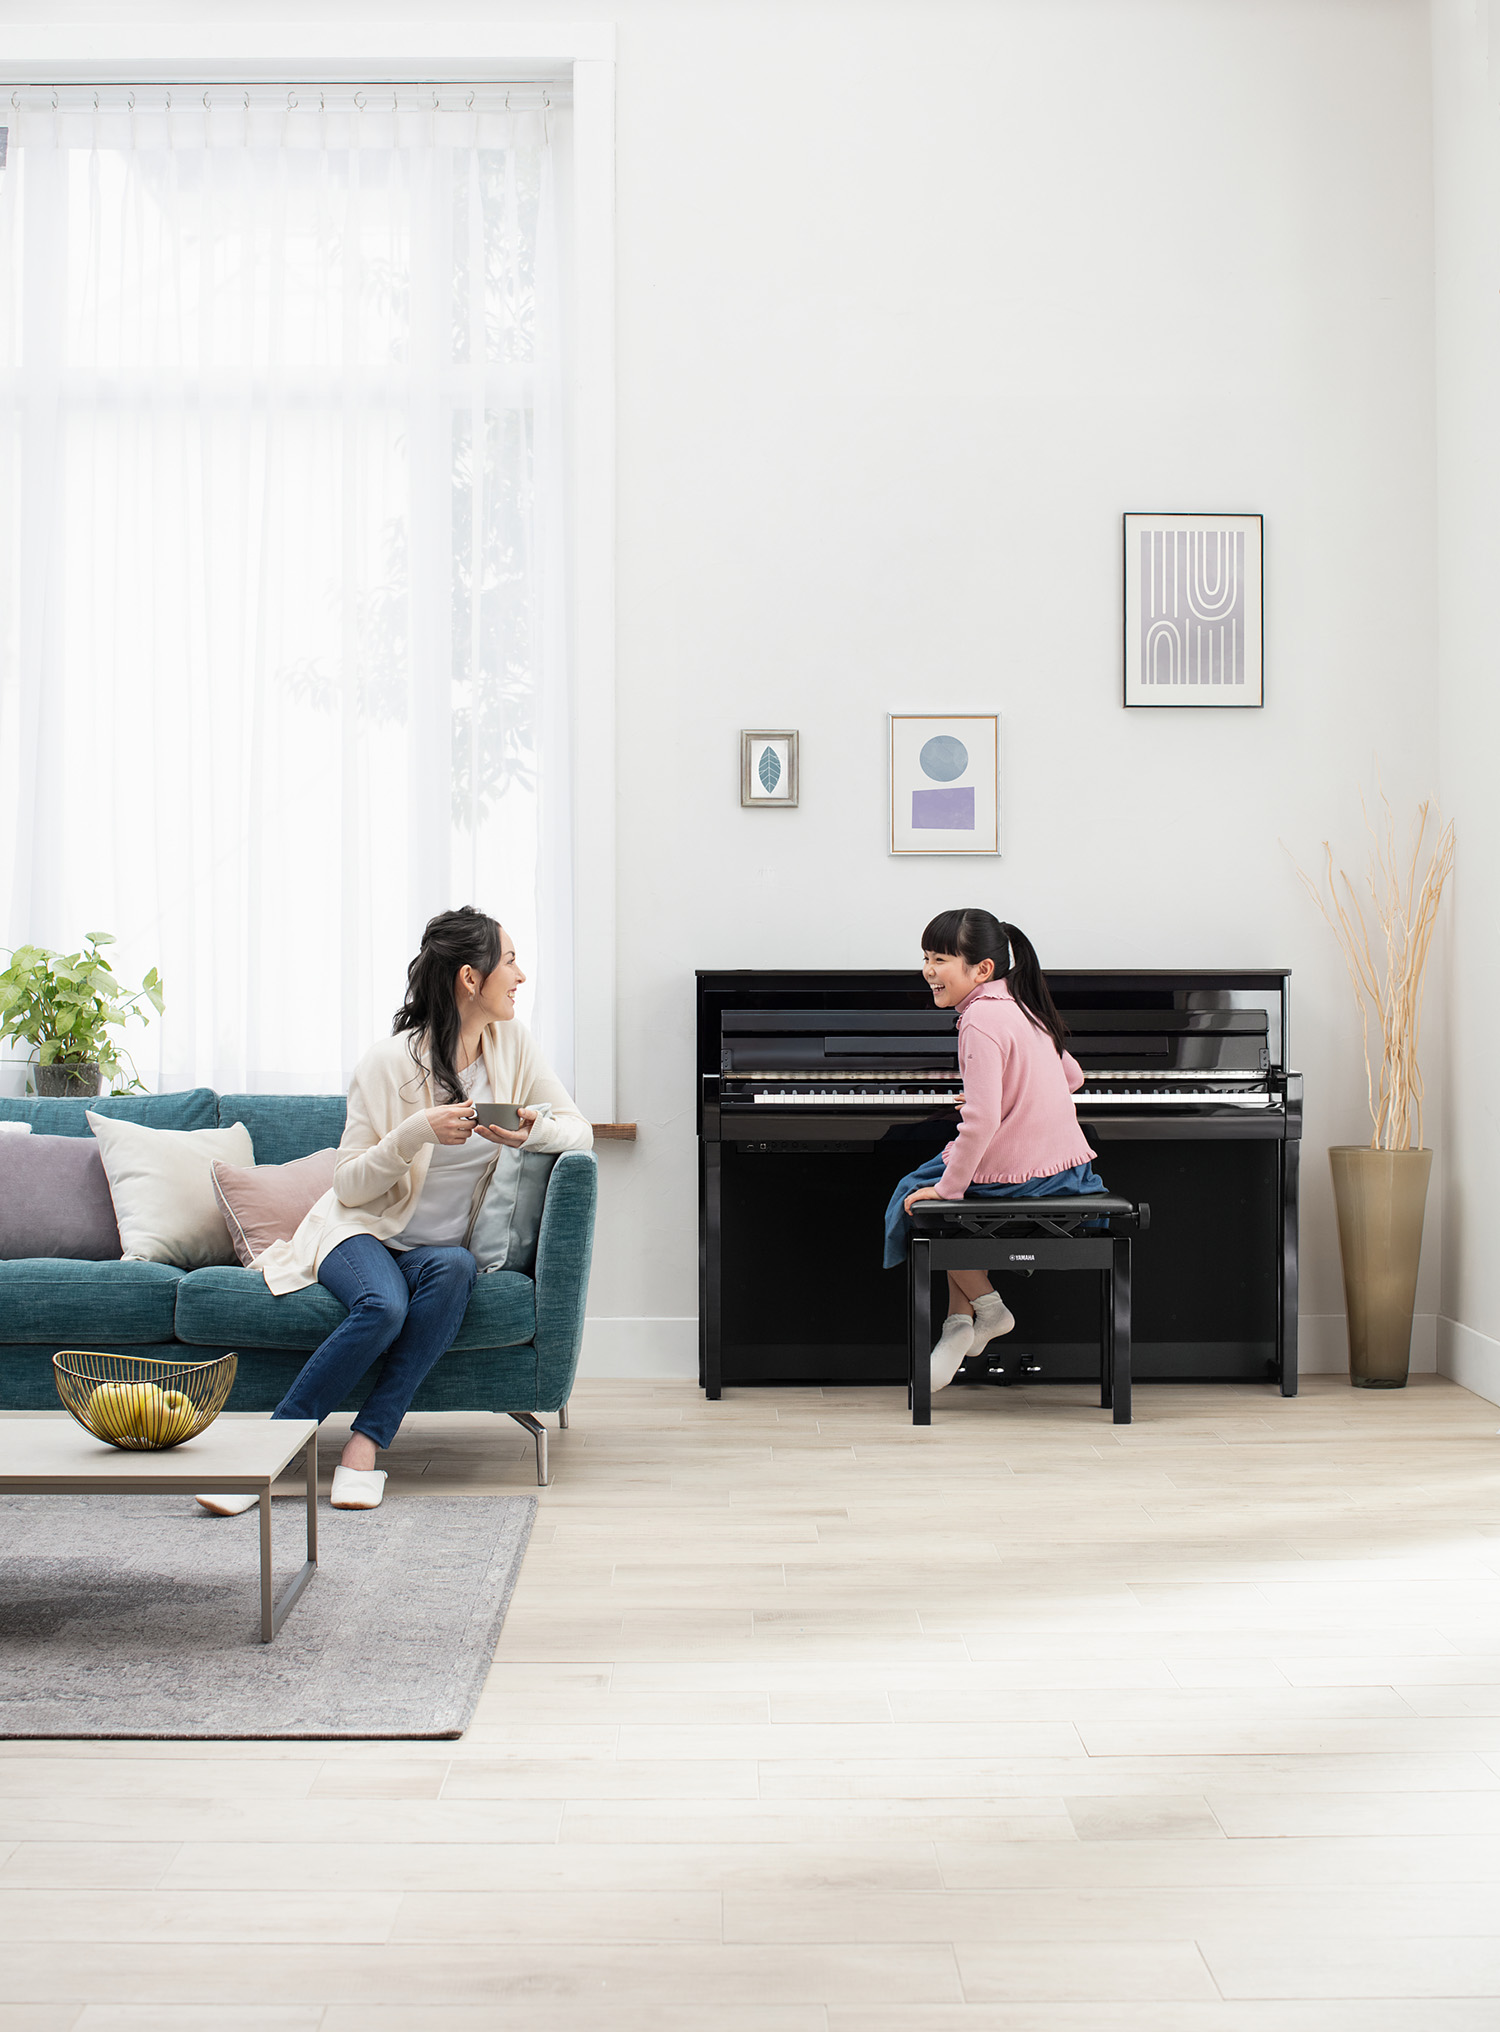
958,1353,1044,1386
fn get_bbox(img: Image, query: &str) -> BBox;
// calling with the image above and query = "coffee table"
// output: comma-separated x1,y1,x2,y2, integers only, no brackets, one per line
0,1415,318,1641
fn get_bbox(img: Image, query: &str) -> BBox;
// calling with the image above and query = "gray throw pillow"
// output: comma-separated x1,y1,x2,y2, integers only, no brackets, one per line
0,1133,123,1260
464,1108,557,1275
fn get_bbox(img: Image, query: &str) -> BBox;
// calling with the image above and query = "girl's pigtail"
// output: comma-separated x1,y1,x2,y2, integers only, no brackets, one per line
1001,921,1069,1057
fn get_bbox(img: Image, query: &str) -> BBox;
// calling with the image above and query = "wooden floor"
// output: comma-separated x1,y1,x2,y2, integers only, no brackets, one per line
5,1373,1500,2028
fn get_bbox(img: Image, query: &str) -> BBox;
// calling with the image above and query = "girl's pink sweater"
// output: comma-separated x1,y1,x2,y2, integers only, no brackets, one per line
935,980,1097,1197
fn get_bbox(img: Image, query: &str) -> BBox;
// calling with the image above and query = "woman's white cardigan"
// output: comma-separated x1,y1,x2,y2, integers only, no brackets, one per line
256,1022,592,1295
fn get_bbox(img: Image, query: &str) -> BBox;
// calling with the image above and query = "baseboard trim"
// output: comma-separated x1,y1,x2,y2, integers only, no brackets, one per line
577,1317,698,1379
1438,1316,1500,1408
574,1314,1446,1384
1299,1313,1437,1376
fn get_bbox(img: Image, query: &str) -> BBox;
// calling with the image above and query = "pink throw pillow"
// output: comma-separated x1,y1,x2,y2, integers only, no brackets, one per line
211,1149,339,1268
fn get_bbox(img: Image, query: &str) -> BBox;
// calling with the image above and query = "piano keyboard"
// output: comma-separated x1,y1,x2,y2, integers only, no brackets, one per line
751,1090,952,1106
1077,1090,1276,1110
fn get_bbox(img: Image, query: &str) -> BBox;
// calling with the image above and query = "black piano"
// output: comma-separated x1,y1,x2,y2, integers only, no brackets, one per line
697,968,1301,1399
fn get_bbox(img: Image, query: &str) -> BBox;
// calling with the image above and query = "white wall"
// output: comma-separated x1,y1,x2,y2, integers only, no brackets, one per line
594,0,1442,1375
3,0,1443,1379
1433,0,1500,1404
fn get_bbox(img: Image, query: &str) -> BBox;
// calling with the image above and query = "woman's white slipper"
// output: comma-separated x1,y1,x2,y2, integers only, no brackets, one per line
196,1492,259,1516
330,1465,387,1510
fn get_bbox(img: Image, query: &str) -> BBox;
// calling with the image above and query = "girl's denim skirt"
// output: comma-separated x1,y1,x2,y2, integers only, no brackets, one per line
883,1152,1107,1269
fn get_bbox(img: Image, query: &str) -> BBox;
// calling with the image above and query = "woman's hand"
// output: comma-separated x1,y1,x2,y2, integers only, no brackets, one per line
904,1184,946,1214
427,1104,480,1146
476,1106,537,1149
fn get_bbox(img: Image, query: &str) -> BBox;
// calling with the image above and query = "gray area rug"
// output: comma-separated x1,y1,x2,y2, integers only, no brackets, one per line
0,1493,535,1739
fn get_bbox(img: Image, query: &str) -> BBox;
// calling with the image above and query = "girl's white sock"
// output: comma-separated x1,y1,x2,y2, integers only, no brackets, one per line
930,1313,975,1391
969,1290,1016,1356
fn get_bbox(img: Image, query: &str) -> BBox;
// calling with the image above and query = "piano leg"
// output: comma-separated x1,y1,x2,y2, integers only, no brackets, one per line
1111,1238,1132,1426
910,1236,932,1426
704,1143,723,1400
1280,1139,1300,1397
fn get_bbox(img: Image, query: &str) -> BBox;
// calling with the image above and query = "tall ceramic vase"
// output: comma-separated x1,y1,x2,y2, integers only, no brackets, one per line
1328,1147,1433,1388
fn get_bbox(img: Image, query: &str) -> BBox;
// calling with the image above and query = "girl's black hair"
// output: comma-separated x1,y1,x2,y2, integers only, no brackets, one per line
921,907,1069,1056
393,906,503,1102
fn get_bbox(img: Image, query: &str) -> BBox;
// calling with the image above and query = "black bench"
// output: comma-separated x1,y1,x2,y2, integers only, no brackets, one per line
907,1195,1150,1427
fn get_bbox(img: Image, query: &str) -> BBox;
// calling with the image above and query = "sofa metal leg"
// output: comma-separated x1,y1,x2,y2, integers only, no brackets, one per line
509,1412,549,1486
558,1401,569,1430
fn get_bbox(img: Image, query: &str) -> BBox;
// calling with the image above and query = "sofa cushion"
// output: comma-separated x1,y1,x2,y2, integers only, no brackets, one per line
216,1095,347,1167
211,1149,339,1266
87,1113,252,1268
0,1259,185,1344
0,1134,122,1261
0,1089,218,1138
173,1263,536,1352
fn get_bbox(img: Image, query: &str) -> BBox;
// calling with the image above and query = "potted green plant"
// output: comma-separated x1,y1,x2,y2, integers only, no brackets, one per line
0,935,165,1097
1293,796,1454,1387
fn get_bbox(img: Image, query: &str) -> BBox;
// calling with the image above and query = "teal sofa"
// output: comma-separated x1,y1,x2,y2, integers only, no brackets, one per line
0,1088,598,1484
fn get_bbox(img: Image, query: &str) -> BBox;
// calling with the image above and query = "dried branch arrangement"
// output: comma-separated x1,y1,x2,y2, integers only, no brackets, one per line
1290,794,1454,1151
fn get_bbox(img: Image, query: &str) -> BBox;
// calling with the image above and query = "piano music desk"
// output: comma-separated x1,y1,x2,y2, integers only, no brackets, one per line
908,1195,1149,1427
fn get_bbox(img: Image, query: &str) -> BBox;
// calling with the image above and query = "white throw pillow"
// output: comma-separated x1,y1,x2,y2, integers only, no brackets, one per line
0,1122,32,1135
86,1112,254,1268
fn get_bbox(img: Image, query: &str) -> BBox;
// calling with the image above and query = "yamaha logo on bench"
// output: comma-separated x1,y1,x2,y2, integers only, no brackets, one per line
1007,1252,1036,1262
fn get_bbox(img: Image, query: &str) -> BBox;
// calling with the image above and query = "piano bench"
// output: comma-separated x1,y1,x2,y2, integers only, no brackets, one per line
906,1196,1150,1428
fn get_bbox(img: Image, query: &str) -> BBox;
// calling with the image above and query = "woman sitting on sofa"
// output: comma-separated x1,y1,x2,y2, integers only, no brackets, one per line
198,906,592,1516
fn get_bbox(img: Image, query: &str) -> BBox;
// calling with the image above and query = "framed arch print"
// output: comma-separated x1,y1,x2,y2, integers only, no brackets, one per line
1124,512,1263,707
889,714,1000,855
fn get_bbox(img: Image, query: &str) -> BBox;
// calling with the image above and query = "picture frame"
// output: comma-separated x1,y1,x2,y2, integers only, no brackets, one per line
1123,512,1264,708
741,729,799,807
889,714,1000,856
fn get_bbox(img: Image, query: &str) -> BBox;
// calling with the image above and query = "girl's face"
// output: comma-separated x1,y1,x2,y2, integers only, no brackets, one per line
458,928,526,1024
922,948,994,1008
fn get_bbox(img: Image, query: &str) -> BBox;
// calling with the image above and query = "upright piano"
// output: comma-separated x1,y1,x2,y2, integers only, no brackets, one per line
697,968,1301,1398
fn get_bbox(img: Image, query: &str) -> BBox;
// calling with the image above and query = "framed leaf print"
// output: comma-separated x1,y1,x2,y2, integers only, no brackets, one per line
741,730,799,807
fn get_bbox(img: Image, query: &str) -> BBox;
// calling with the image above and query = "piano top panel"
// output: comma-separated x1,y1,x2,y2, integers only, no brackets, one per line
698,969,1292,1082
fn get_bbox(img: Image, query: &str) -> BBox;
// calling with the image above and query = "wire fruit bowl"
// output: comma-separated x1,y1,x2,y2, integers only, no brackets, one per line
52,1350,238,1451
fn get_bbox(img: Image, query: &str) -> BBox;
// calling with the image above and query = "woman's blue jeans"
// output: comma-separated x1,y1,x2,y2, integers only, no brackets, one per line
272,1235,477,1451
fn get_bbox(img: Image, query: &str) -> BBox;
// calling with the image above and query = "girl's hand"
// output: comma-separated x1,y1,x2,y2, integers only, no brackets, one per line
904,1184,946,1214
427,1104,480,1146
476,1106,537,1149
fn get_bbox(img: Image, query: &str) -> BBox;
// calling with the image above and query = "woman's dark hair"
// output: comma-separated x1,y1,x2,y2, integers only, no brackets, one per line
393,906,503,1102
921,908,1068,1056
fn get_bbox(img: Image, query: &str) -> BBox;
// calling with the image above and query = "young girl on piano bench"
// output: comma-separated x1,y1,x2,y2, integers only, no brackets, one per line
884,909,1107,1395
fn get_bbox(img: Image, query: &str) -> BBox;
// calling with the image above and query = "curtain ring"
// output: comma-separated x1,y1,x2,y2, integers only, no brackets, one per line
431,90,439,111
203,90,211,111
51,87,58,111
244,90,250,112
392,89,398,113
320,92,326,113
128,90,135,112
165,90,172,111
466,90,475,110
287,90,297,111
353,90,365,111
94,90,100,113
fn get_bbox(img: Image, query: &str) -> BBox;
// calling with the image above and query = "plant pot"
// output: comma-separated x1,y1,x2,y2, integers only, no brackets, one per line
32,1062,102,1099
1328,1146,1433,1388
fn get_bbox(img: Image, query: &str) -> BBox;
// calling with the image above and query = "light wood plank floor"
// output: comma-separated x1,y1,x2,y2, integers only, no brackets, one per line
5,1373,1500,2029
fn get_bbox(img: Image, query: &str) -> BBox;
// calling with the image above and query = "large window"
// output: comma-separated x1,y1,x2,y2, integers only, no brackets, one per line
0,84,573,1093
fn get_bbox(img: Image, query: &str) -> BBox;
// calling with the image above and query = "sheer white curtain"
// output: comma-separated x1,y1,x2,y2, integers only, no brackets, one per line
0,88,573,1095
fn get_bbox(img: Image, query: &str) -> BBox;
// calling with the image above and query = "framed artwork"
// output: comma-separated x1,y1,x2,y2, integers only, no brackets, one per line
1123,512,1263,708
741,729,799,807
889,714,1000,855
